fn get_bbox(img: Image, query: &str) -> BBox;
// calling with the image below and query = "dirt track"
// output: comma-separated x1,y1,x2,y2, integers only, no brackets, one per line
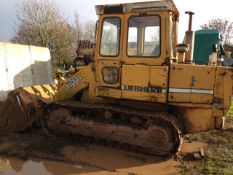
0,125,211,175
0,129,180,175
0,102,219,175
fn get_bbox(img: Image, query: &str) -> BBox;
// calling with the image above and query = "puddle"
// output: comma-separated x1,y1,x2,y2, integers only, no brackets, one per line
0,138,209,175
0,158,95,175
0,145,181,175
0,113,212,175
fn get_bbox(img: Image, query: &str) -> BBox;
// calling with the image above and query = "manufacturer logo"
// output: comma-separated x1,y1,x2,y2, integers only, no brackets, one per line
66,72,86,89
122,85,166,94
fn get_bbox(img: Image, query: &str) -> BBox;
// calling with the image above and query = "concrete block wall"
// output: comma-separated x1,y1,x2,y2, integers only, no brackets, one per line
0,42,53,101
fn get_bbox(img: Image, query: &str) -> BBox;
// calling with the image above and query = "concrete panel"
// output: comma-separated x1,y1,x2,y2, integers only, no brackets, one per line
0,42,52,101
29,45,53,85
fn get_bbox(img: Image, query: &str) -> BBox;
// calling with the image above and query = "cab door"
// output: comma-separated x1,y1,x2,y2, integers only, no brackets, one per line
95,15,124,98
121,12,170,103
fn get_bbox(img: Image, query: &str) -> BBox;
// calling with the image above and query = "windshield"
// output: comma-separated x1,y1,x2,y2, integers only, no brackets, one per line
127,15,161,57
100,17,121,56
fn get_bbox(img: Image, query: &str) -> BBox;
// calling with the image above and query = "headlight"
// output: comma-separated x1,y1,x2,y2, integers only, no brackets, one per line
102,67,118,84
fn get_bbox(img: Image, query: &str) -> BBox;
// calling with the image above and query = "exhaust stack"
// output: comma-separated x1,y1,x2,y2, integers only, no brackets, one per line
184,11,195,64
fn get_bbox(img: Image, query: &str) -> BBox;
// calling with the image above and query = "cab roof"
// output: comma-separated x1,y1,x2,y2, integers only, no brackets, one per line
95,0,179,17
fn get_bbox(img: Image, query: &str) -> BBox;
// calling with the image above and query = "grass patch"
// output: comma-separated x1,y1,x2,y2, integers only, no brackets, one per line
227,101,233,121
181,100,233,175
202,131,233,175
181,129,233,175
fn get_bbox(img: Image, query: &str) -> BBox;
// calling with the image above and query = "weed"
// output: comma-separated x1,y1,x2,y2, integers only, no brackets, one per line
181,128,233,175
227,101,233,121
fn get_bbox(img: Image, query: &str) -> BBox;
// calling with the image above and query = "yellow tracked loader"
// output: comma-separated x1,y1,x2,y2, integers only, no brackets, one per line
1,0,232,156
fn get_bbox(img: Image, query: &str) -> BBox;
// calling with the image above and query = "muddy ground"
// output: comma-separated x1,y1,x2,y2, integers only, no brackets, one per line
0,101,233,175
0,127,211,175
0,128,181,175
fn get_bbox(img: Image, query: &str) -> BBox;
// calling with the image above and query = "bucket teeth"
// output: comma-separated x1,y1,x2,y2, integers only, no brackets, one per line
0,84,56,132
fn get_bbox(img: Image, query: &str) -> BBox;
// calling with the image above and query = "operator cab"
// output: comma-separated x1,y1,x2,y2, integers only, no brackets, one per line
94,1,179,103
100,15,161,57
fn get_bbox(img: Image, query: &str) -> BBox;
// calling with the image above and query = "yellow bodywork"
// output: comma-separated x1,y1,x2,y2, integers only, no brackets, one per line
169,64,232,133
2,0,233,135
38,1,233,134
23,59,232,134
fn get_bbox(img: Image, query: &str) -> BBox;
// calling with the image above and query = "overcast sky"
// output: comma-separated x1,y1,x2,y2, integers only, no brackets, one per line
0,0,232,42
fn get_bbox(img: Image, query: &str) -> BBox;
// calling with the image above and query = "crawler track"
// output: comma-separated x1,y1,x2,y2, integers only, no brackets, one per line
42,100,183,156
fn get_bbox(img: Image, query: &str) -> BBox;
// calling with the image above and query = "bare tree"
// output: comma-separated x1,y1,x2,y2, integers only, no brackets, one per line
73,12,96,43
12,0,96,68
12,0,76,67
224,44,233,56
80,21,96,42
201,19,233,45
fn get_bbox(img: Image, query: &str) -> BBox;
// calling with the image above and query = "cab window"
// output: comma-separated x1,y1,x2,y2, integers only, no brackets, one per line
100,17,121,56
127,15,161,57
